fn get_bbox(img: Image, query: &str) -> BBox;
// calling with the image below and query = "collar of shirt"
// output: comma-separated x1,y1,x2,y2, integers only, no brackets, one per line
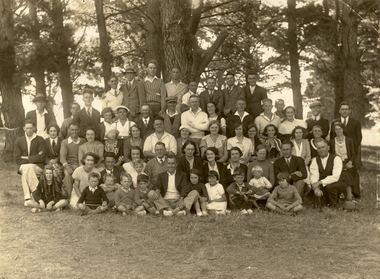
170,80,184,85
313,115,321,121
234,110,249,120
68,137,82,144
285,156,292,163
144,76,158,82
37,109,48,116
341,116,349,123
260,112,275,121
208,89,214,95
227,85,234,91
89,186,98,193
166,109,178,117
106,169,113,174
143,117,150,123
85,106,92,112
236,183,244,190
156,156,166,163
227,163,240,170
320,153,330,161
25,133,37,142
190,107,203,115
249,85,256,92
167,171,176,177
121,187,131,194
50,138,57,145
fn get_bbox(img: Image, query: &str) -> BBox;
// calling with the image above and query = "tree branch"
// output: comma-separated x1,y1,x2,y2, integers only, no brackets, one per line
202,0,236,13
179,20,202,53
189,0,203,34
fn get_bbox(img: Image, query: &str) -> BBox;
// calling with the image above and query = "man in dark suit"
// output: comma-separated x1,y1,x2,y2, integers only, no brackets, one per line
135,104,155,140
222,72,245,118
60,102,80,139
244,72,267,118
100,152,125,184
273,140,307,195
199,77,224,116
25,93,57,139
306,101,329,140
14,120,47,204
226,98,255,138
44,123,63,165
120,67,146,122
152,155,199,216
72,90,101,139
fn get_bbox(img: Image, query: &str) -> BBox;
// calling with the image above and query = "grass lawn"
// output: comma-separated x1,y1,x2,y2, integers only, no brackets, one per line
1,144,379,278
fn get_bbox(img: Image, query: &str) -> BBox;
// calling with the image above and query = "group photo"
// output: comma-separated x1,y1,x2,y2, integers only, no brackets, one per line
0,0,379,278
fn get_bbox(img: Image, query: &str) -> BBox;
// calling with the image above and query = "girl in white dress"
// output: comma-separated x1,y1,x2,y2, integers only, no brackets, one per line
205,170,227,214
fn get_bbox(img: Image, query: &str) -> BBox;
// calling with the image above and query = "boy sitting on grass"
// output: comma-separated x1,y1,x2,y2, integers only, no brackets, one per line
115,173,136,215
100,173,121,208
134,174,158,215
266,172,303,215
77,172,108,215
227,167,255,214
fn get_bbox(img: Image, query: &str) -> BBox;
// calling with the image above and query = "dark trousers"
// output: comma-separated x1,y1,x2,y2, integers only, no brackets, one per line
321,181,347,207
230,195,254,210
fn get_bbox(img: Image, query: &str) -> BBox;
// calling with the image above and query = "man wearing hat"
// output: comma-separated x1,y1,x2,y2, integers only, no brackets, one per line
120,67,146,122
159,96,181,139
114,105,136,140
102,75,123,112
25,93,57,139
165,67,188,113
306,100,330,140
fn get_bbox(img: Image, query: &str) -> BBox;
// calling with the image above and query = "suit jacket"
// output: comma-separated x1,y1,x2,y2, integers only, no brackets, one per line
273,156,307,185
14,135,47,171
199,89,224,116
159,111,181,139
222,86,245,115
176,156,204,181
60,117,72,139
243,85,267,118
330,117,362,150
72,107,101,139
226,114,255,138
202,162,229,188
25,109,57,131
306,117,329,140
100,166,125,184
153,171,190,198
135,116,155,140
121,80,146,119
329,136,356,166
44,137,63,163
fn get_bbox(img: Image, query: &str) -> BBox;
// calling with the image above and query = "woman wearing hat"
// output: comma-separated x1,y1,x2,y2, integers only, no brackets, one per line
177,126,200,158
114,105,136,140
99,107,117,142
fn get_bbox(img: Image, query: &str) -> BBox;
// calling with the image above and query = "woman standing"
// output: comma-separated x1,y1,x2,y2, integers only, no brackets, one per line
227,123,253,165
177,140,204,181
278,106,307,142
206,101,226,135
199,120,228,162
78,127,104,171
99,107,116,142
290,126,311,166
247,123,261,160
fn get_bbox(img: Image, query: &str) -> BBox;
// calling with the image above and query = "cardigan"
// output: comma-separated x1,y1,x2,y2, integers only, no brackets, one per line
176,156,204,181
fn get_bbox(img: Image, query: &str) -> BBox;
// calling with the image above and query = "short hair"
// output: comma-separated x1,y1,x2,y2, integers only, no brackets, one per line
206,101,219,114
233,167,246,177
316,139,329,146
311,125,325,137
129,146,144,160
147,59,158,67
47,123,60,135
83,90,93,97
104,173,116,183
120,172,132,182
68,122,79,129
229,146,243,158
246,72,258,78
106,129,119,138
284,106,296,113
339,101,350,109
282,140,294,148
208,120,222,134
85,126,97,136
129,124,141,138
203,147,220,161
247,123,258,133
225,72,234,78
262,124,278,137
88,172,100,181
80,152,100,165
171,66,180,71
207,170,219,181
181,140,198,155
189,169,202,178
101,107,115,118
236,98,246,104
167,154,177,162
109,75,118,81
206,77,216,82
24,119,35,126
277,172,291,183
252,165,263,173
262,98,273,105
137,174,149,184
153,116,164,124
275,99,284,105
133,159,144,167
70,102,80,109
291,126,307,139
103,152,116,160
189,95,200,101
256,144,267,152
155,141,166,149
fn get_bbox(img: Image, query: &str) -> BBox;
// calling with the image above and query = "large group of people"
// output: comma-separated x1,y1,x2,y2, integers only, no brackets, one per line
14,60,362,216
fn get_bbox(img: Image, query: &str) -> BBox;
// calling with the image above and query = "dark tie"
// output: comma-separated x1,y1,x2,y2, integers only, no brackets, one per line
286,158,290,168
87,108,91,117
127,82,131,90
52,140,56,154
144,119,148,127
209,90,213,100
343,117,347,126
160,159,164,165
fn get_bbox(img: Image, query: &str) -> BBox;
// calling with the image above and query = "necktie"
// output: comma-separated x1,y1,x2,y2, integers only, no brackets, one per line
144,119,148,127
209,90,213,100
87,108,91,117
343,117,347,126
160,159,163,165
286,158,290,168
52,139,56,150
127,81,131,90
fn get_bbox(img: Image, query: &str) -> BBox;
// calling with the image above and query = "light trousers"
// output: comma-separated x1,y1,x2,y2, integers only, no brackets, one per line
19,164,43,200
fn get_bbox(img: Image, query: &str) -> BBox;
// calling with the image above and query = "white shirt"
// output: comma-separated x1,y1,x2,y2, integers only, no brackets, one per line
181,91,199,106
227,137,254,162
166,109,179,117
115,120,136,138
164,171,180,200
103,121,117,139
142,117,150,125
313,115,321,121
143,132,177,155
254,112,281,134
341,116,349,125
181,108,210,139
249,85,256,94
144,76,158,82
68,137,82,145
25,133,37,156
36,109,49,139
310,154,343,187
234,111,250,122
102,89,123,111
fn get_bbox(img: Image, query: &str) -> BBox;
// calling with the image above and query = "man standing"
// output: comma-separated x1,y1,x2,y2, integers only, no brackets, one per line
145,142,168,186
310,140,346,207
254,98,281,136
273,140,307,195
244,72,267,118
199,77,224,115
159,96,181,139
226,99,254,138
181,80,199,113
142,60,167,117
101,75,123,112
60,102,80,139
152,155,199,216
306,101,329,140
135,104,155,139
143,116,177,159
222,72,245,118
25,93,57,139
14,120,47,204
121,67,146,122
60,123,85,199
165,67,188,113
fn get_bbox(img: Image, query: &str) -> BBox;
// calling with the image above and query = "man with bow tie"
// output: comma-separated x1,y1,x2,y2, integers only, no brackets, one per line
306,101,330,140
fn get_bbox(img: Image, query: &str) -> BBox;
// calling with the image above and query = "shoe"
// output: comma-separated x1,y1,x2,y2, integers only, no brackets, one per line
247,209,254,214
202,211,208,216
137,210,147,216
55,208,62,212
176,210,186,216
241,209,248,214
163,210,173,217
196,212,203,217
149,208,157,215
31,208,40,213
24,199,30,207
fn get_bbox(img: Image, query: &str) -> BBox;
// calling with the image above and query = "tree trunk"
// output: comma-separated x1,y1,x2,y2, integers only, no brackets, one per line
287,0,303,119
0,0,25,161
51,0,73,118
333,0,344,118
28,0,46,96
95,0,112,91
145,0,164,76
160,0,192,82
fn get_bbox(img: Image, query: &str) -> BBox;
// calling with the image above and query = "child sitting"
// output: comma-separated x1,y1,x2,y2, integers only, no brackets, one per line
134,174,157,215
115,173,136,215
249,165,272,200
100,173,121,207
227,167,255,214
266,172,303,215
205,171,227,215
77,172,108,215
188,169,208,217
26,165,69,212
130,159,146,188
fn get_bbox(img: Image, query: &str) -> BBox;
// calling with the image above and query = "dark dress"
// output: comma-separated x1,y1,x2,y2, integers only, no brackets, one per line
177,156,204,181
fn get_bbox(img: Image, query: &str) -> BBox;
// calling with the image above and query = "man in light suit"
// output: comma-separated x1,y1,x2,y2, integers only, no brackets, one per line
222,72,245,118
152,155,199,216
244,72,267,118
120,67,146,122
199,77,224,116
25,93,57,139
14,120,47,204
